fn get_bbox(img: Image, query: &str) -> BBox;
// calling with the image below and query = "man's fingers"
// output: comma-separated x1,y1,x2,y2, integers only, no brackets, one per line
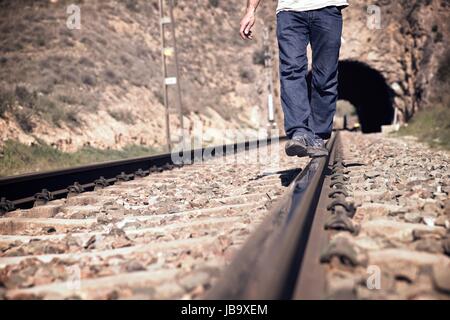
244,24,251,35
240,30,247,40
239,23,246,39
240,15,255,40
244,21,254,39
240,22,249,39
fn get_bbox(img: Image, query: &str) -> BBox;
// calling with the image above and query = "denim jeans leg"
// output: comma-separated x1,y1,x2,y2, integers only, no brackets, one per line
309,6,343,139
276,11,313,139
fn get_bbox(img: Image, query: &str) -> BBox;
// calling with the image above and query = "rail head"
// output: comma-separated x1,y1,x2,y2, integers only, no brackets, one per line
207,133,338,300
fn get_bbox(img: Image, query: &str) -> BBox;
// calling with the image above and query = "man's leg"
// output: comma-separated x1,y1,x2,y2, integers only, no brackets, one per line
309,6,343,140
277,11,312,139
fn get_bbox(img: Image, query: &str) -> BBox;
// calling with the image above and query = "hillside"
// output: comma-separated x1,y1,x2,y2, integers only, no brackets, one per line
0,0,278,154
0,0,449,176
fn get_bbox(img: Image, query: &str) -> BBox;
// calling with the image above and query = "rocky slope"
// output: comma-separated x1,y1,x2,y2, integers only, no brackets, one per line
340,0,449,121
0,0,276,152
0,0,448,152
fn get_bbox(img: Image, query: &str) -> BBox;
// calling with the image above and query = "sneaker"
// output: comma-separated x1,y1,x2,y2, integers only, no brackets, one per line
285,134,309,157
307,136,328,158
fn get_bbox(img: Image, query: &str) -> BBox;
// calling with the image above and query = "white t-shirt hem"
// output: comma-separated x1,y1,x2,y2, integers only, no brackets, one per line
276,1,349,14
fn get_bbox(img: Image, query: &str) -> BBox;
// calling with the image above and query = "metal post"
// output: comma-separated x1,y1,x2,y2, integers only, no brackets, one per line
159,0,171,152
158,0,185,152
263,27,276,135
168,0,185,138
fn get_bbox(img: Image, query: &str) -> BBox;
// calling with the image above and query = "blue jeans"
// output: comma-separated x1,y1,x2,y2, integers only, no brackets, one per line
277,6,343,140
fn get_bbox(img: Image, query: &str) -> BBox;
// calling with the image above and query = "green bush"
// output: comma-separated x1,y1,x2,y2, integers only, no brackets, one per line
397,50,450,150
398,106,450,150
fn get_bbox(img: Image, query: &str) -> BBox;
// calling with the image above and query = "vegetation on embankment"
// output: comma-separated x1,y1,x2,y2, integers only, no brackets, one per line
0,140,159,177
0,0,272,150
397,107,450,150
397,50,450,151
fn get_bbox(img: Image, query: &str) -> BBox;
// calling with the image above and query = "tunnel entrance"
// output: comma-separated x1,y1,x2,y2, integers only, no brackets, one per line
307,60,394,133
337,60,395,133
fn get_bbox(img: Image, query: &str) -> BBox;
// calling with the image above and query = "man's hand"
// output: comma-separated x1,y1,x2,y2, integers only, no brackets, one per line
240,9,256,40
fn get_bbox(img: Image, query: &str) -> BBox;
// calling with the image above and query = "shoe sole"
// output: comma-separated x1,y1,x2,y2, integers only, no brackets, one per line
285,143,308,157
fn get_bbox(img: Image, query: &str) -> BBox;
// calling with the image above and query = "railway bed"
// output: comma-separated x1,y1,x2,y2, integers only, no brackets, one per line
0,138,309,299
1,132,449,300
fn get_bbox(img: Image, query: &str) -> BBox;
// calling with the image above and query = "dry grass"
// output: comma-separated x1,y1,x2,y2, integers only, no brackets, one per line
1,86,80,130
0,139,160,177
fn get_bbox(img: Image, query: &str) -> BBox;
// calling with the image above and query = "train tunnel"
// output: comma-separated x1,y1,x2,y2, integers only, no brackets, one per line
336,60,395,133
307,60,395,133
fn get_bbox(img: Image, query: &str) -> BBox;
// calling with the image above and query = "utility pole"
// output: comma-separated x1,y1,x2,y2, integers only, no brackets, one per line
263,27,277,136
158,0,185,152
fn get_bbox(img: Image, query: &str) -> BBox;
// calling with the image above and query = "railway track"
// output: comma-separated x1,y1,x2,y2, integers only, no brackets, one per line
0,137,283,213
0,135,319,299
0,132,344,300
3,131,447,300
207,131,450,300
208,132,340,299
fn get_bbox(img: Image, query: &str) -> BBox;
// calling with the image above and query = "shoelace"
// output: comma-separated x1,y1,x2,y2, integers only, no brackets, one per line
292,135,325,148
310,137,325,148
293,135,313,146
292,135,308,143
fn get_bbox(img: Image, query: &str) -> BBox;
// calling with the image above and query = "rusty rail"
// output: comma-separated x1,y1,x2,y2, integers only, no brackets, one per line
207,132,339,299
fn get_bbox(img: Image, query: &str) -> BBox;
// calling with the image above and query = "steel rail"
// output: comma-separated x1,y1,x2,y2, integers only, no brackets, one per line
207,132,338,300
0,136,285,213
294,132,341,299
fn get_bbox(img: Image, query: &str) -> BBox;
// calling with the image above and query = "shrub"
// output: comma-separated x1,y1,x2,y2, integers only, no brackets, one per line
82,74,97,86
36,35,46,47
79,57,95,68
239,67,256,83
154,90,165,105
398,106,450,150
0,90,15,118
252,48,266,66
208,0,220,8
437,50,450,84
15,86,37,108
58,95,79,105
125,0,139,12
36,97,79,127
104,69,121,85
108,109,136,125
15,110,35,133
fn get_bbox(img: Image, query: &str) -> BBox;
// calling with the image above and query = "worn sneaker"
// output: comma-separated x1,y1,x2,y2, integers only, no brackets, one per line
285,134,309,157
307,136,328,158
